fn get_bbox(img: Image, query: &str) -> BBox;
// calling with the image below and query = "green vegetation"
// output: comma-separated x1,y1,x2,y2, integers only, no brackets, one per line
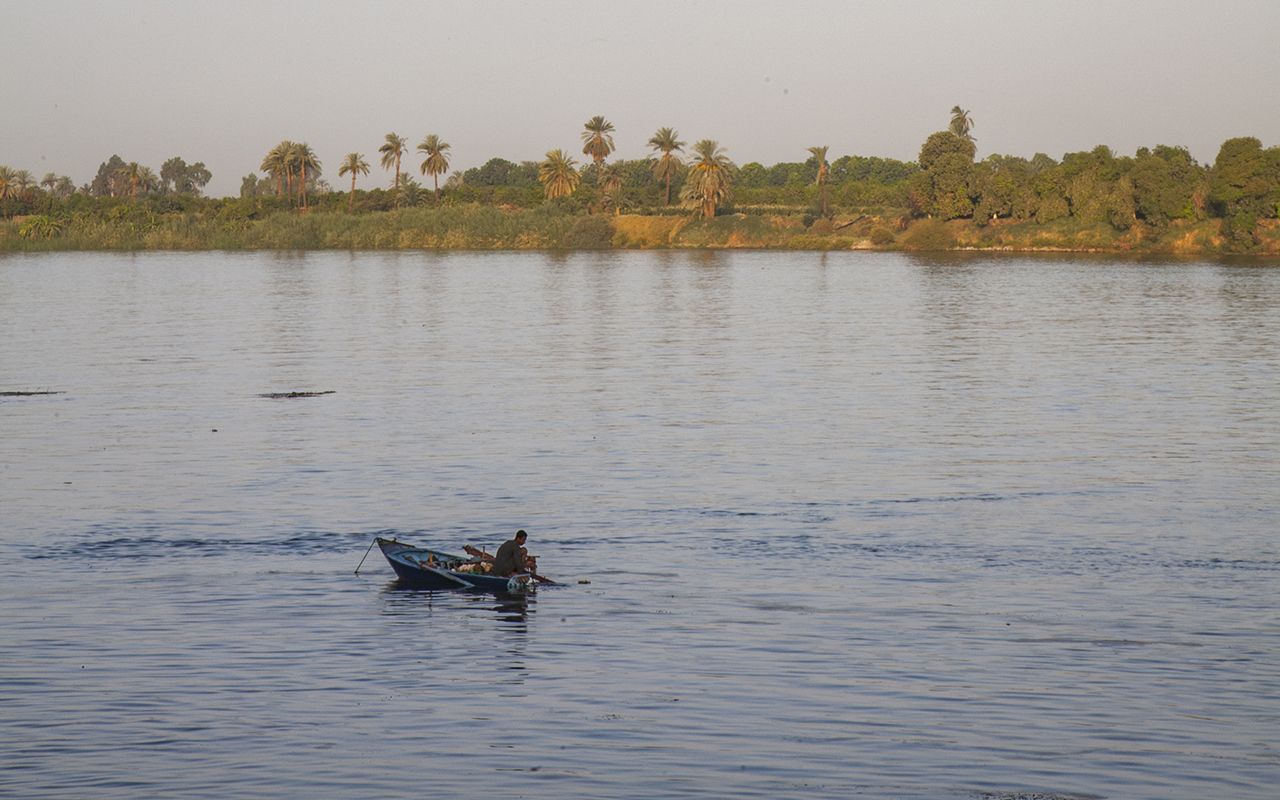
4,107,1280,254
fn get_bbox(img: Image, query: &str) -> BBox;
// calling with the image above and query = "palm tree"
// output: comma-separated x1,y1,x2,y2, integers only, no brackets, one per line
40,173,59,194
261,142,292,199
417,134,451,200
581,115,616,176
538,149,581,200
0,166,16,201
338,153,370,212
600,162,626,214
281,145,300,204
681,139,734,219
13,169,36,199
140,167,159,196
18,214,63,239
808,145,830,217
396,173,425,206
950,106,975,141
648,127,686,205
54,176,75,198
379,133,408,192
291,143,320,209
117,162,147,200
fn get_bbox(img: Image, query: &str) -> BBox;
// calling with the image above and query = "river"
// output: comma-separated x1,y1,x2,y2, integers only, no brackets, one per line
1,250,1277,799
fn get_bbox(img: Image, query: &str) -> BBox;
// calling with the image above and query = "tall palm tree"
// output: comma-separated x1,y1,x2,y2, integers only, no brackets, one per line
379,133,408,192
291,143,320,209
648,127,685,205
581,115,616,176
807,145,830,217
950,106,975,141
281,145,300,204
277,144,303,205
40,173,59,194
417,134,451,200
538,149,581,200
54,176,76,198
338,153,370,212
681,139,734,219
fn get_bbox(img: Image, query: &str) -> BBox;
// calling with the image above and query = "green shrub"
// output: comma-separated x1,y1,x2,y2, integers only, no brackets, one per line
563,215,615,249
901,220,957,251
869,226,895,246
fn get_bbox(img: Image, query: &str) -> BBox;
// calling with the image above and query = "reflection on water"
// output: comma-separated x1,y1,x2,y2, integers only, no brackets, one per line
379,582,534,628
1,250,1278,800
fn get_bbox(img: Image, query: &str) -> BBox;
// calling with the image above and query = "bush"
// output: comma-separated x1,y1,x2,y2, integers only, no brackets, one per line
563,215,615,249
1220,211,1260,253
900,220,957,251
869,226,895,246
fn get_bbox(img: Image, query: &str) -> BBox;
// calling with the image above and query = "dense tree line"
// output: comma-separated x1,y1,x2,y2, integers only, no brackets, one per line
5,108,1280,251
907,122,1280,250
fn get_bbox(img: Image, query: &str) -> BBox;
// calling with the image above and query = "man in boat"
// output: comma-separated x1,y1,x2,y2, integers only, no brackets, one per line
490,529,529,577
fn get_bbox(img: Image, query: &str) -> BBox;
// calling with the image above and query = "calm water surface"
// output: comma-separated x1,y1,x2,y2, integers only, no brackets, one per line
1,250,1277,799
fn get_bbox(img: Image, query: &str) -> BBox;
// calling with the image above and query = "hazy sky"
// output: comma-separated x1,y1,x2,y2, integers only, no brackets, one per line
4,0,1279,196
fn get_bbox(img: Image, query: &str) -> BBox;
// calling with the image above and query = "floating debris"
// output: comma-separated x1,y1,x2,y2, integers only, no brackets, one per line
0,390,65,397
258,391,336,399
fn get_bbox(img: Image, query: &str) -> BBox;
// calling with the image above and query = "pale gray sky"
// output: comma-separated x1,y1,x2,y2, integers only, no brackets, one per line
4,0,1278,196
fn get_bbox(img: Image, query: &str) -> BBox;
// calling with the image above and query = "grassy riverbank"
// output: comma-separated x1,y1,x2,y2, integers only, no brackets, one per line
2,204,1277,255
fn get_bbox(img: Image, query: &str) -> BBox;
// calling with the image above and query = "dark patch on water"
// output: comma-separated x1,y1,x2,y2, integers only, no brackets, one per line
655,488,1135,527
258,390,335,399
26,527,382,561
1172,557,1280,571
978,792,1103,800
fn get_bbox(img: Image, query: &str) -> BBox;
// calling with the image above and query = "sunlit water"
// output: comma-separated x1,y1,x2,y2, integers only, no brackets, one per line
2,250,1277,800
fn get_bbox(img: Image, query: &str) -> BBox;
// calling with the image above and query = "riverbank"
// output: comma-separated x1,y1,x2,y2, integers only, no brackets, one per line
2,205,1278,255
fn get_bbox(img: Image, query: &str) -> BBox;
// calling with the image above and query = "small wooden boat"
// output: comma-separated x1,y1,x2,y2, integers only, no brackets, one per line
374,537,539,592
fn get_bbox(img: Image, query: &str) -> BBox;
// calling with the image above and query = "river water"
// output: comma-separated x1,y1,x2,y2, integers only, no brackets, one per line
1,250,1277,799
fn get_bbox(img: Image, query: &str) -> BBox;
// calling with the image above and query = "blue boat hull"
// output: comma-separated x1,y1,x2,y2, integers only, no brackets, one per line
376,537,534,592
